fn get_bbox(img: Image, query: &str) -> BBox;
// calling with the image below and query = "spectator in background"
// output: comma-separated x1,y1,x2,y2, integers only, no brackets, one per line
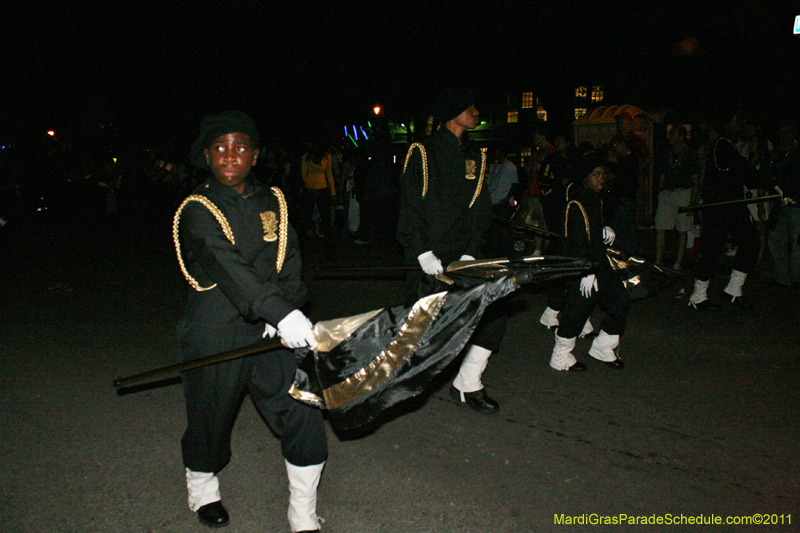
485,148,518,257
654,125,699,270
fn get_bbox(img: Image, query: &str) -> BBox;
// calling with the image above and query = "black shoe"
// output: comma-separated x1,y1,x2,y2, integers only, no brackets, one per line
603,359,625,370
689,299,720,311
727,295,754,310
197,501,229,528
568,362,587,371
449,386,499,414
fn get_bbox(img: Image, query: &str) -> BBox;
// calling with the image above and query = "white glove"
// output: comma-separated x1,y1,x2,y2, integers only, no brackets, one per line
580,274,598,298
277,310,316,349
603,226,616,245
459,254,475,261
418,251,444,275
262,323,278,338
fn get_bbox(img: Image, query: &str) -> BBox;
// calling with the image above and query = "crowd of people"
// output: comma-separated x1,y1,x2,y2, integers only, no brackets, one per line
495,113,800,309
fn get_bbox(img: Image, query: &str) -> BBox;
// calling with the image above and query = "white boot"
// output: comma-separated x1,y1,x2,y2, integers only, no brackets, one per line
286,460,325,532
588,330,624,369
723,269,747,298
688,279,709,306
185,468,221,512
452,344,491,394
549,333,581,371
588,330,620,362
579,317,594,338
539,307,559,328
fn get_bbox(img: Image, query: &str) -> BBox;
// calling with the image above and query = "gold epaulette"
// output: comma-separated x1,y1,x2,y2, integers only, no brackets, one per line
270,186,288,273
565,200,591,240
173,188,290,291
468,150,488,208
402,143,429,198
402,143,486,208
173,195,234,291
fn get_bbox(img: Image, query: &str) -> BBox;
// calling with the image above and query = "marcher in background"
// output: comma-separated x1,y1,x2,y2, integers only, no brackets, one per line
605,135,640,256
397,88,506,414
688,123,761,311
767,123,800,288
175,111,327,532
654,125,700,270
549,153,628,372
537,133,572,250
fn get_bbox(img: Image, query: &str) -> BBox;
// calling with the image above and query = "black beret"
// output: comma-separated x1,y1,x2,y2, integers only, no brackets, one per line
432,88,474,123
190,110,260,170
572,151,609,184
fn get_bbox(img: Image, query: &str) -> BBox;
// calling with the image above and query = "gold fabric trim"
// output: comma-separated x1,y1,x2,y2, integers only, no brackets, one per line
402,143,429,198
270,187,289,273
320,291,448,410
312,309,383,352
467,150,487,208
288,383,325,409
565,200,591,241
173,195,235,291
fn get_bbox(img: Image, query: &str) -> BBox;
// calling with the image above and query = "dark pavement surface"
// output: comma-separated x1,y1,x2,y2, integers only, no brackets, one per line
2,219,799,533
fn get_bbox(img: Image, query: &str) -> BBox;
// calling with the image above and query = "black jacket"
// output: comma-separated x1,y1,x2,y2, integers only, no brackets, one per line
176,176,306,330
396,128,490,263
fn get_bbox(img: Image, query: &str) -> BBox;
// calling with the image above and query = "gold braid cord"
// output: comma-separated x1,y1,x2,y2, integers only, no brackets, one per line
270,186,289,273
467,150,488,208
173,195,235,291
402,143,429,198
564,200,591,241
174,189,290,288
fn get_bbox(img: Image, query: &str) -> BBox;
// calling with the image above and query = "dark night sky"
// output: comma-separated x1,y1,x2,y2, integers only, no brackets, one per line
3,1,800,146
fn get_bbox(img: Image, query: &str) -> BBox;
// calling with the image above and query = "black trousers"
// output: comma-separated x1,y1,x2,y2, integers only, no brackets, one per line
179,322,327,474
556,264,630,339
695,206,759,281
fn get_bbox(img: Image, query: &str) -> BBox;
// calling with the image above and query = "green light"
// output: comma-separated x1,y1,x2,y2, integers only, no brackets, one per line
367,121,372,128
348,135,359,148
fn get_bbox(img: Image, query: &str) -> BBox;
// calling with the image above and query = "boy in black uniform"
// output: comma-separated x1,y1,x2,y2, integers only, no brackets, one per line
549,153,628,371
397,88,506,414
174,111,327,532
688,125,760,310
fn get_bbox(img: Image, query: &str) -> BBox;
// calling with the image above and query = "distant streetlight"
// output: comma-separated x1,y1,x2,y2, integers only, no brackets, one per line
373,105,382,116
46,130,56,137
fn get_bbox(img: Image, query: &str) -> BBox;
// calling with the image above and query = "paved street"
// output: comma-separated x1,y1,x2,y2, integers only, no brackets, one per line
2,222,798,533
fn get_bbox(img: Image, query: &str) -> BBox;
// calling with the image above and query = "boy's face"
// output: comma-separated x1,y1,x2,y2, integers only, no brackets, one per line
583,166,607,193
204,132,259,193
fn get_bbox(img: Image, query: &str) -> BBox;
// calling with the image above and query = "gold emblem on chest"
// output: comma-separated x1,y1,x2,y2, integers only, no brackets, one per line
260,211,278,242
465,159,477,180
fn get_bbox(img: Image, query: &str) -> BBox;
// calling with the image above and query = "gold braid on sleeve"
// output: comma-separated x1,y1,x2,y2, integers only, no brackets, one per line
270,186,289,273
468,150,488,208
402,143,429,198
173,195,235,291
564,200,591,240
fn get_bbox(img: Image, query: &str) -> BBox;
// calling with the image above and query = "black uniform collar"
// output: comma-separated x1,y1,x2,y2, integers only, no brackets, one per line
434,127,471,151
204,175,258,198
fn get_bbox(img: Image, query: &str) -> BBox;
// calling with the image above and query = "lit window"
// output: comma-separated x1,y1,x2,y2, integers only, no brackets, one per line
537,106,547,122
507,111,519,123
522,92,534,109
591,86,604,102
520,147,532,160
575,86,587,99
574,108,587,119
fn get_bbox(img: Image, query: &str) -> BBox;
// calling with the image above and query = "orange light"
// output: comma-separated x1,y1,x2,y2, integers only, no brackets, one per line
47,130,55,137
373,105,382,115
